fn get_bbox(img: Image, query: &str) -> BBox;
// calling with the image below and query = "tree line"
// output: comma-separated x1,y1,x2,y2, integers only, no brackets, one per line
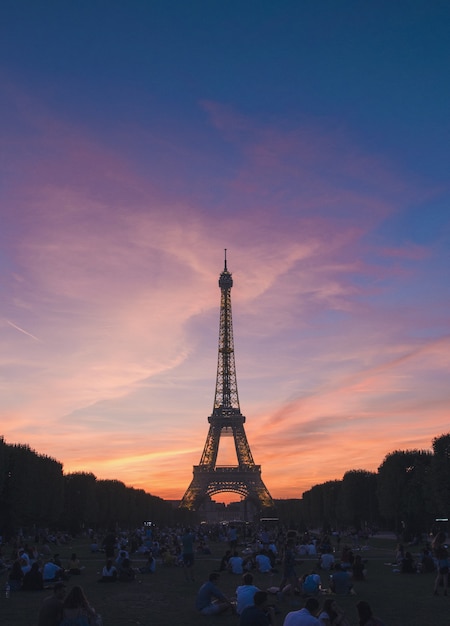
300,433,450,538
0,438,193,539
1,433,449,539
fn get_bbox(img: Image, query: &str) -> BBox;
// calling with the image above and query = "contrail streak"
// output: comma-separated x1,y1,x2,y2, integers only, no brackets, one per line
6,320,41,342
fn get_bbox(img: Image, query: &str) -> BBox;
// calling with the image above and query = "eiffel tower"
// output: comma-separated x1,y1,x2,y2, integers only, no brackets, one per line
180,252,273,511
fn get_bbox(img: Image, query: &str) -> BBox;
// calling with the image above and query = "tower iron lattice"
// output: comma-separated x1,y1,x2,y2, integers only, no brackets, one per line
179,252,273,511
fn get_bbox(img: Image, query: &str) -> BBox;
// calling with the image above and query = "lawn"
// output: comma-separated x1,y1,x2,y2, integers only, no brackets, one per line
0,534,447,626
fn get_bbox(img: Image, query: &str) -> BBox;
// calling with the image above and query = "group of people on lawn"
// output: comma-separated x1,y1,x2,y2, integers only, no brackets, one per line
8,523,449,626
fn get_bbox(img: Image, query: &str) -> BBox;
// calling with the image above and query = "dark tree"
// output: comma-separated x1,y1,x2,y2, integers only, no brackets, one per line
62,472,98,534
431,434,450,521
337,470,378,530
377,450,432,537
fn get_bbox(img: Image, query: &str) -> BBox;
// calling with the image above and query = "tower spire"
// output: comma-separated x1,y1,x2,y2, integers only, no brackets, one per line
214,249,239,415
179,255,273,513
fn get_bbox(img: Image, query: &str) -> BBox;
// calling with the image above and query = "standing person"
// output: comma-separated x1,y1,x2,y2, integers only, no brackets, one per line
60,585,101,626
181,527,195,582
283,597,321,626
356,601,386,626
432,531,449,596
195,572,233,615
38,582,66,626
228,524,238,550
278,539,301,600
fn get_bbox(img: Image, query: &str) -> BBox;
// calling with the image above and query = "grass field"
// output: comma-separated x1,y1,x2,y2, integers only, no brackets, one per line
0,534,448,626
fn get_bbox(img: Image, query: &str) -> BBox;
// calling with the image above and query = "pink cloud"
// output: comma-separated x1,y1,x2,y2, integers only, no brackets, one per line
1,86,448,501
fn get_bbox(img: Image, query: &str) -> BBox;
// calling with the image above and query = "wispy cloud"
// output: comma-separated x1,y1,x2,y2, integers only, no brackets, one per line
1,86,448,500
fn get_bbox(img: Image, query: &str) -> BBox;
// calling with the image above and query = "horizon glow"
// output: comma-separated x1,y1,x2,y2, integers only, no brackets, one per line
1,2,449,503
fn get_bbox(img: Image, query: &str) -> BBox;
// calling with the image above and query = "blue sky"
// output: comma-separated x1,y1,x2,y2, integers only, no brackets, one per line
1,1,449,501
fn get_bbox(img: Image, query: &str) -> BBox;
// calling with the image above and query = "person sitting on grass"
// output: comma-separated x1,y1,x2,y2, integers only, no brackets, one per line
330,563,352,595
195,572,233,615
352,554,366,581
255,550,273,573
228,550,244,574
319,550,335,572
356,600,386,626
400,551,416,574
37,581,66,626
68,553,84,575
283,597,321,626
98,559,117,582
218,549,232,571
236,572,260,616
240,590,275,626
318,598,350,626
117,557,136,582
42,558,65,584
418,546,435,573
60,584,100,626
22,561,44,591
139,551,156,574
302,570,322,596
8,559,24,591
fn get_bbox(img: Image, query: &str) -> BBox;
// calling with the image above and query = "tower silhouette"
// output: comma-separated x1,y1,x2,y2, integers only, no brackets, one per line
180,252,273,511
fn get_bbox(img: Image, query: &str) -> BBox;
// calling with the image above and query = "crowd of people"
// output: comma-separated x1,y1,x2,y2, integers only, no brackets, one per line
191,525,387,626
1,522,448,625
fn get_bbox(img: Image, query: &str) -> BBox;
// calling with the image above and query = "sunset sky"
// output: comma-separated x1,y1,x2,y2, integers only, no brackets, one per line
1,1,449,503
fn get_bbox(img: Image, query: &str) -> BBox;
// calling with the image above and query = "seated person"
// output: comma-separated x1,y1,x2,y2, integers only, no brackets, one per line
400,551,416,574
330,563,352,595
228,551,244,575
236,573,260,615
340,547,354,570
139,551,156,574
67,553,83,575
37,581,66,626
43,559,64,583
256,551,272,573
115,550,128,568
22,562,44,591
8,560,24,591
118,558,136,582
218,549,232,571
161,547,176,566
98,559,118,582
419,547,435,573
195,572,232,615
352,555,366,581
319,598,350,626
20,556,31,575
320,551,335,571
90,538,99,553
357,600,386,626
240,591,274,626
302,570,321,596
